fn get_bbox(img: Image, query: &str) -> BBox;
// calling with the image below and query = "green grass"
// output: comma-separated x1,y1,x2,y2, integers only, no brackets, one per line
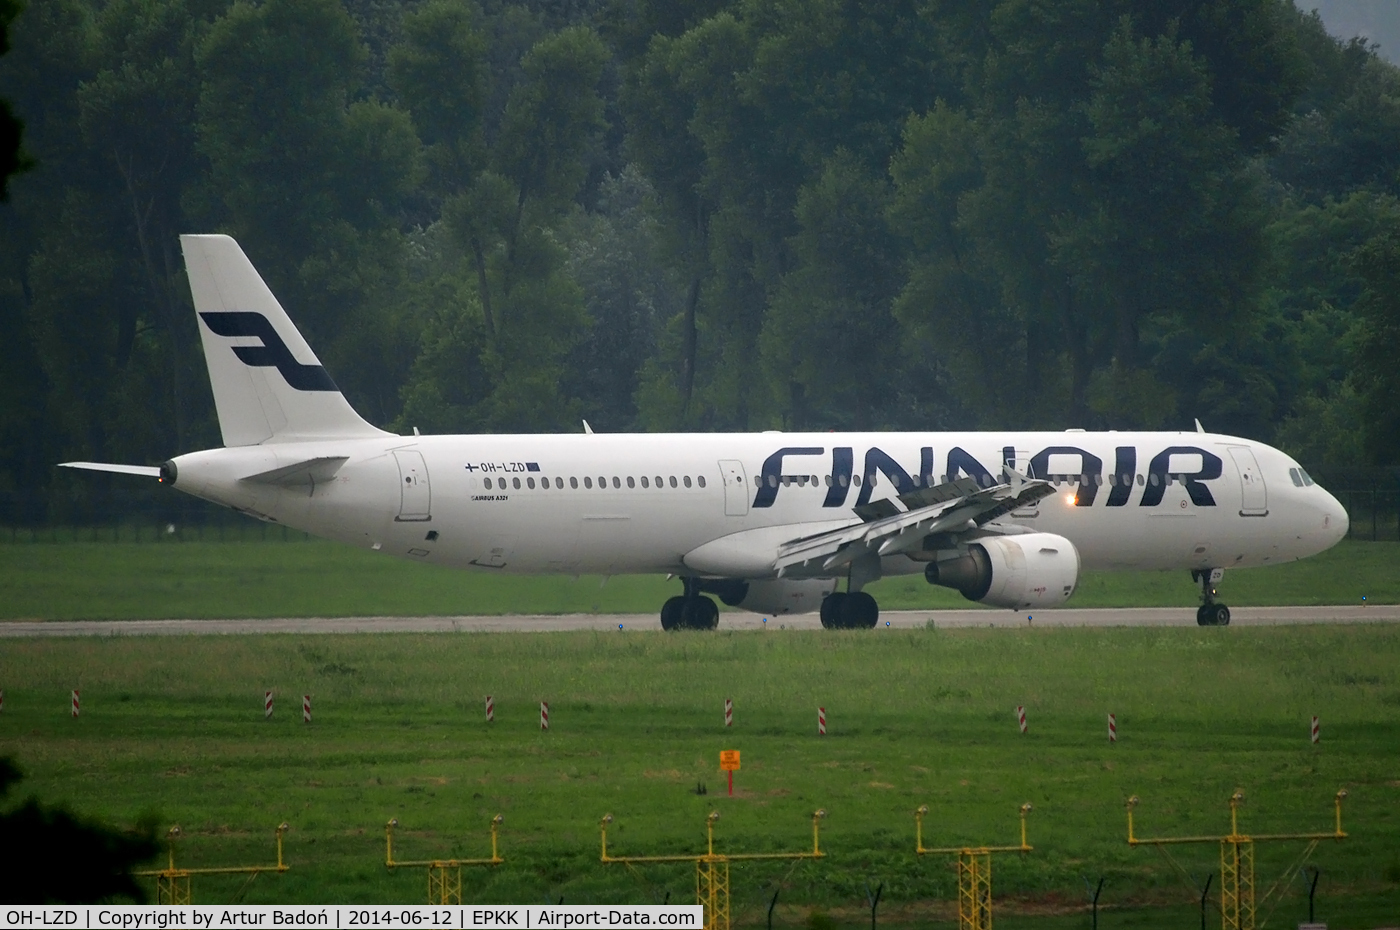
0,626,1397,927
0,539,1396,621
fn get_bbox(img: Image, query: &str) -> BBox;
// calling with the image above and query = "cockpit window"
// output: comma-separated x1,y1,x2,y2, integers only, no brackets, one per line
1289,467,1303,488
1299,468,1315,487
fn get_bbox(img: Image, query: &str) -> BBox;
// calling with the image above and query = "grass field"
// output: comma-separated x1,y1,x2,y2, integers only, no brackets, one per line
0,625,1397,926
1,538,1397,621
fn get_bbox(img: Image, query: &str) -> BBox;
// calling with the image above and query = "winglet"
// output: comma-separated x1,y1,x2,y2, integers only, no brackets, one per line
1194,418,1205,433
583,420,594,434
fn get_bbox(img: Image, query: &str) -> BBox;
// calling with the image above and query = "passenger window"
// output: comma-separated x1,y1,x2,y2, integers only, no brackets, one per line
781,475,790,487
853,475,862,487
641,476,650,488
513,477,521,489
1094,474,1103,486
1136,474,1144,486
598,476,606,488
670,476,678,488
869,474,878,487
683,476,692,488
824,475,832,487
612,477,621,489
527,477,535,489
584,477,593,489
625,476,634,488
839,475,849,487
1150,474,1159,486
656,476,664,488
767,475,777,488
483,477,492,490
570,477,578,489
555,477,563,489
697,475,706,488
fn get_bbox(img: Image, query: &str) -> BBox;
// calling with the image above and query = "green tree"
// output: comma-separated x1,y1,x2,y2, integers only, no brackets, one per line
0,756,159,903
1353,233,1400,464
194,0,421,424
399,24,608,432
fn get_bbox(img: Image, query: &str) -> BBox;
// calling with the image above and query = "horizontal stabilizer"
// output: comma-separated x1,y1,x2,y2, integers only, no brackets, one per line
58,462,162,478
239,456,348,486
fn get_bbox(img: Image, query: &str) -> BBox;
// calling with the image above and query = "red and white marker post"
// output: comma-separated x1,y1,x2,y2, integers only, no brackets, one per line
486,695,494,723
1017,705,1027,734
540,701,549,731
1107,713,1117,743
71,690,80,718
265,691,273,720
302,694,311,724
1311,715,1320,744
724,698,733,728
818,707,827,736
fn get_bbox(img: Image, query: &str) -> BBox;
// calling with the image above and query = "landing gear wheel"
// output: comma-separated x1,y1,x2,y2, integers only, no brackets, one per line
661,596,686,631
680,596,719,630
820,592,848,629
1194,569,1229,626
840,591,879,629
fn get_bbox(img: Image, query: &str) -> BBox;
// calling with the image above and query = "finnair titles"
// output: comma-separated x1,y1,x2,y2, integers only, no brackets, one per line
62,236,1349,630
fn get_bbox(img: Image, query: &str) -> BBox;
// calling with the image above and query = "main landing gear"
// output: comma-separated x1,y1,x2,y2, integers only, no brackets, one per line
1194,568,1230,626
660,577,719,631
818,590,879,629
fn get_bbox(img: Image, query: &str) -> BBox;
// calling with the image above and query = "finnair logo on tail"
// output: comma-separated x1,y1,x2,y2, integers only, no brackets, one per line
199,311,338,392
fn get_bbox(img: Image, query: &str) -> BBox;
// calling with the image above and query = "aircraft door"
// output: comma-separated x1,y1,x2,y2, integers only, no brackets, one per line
393,449,432,521
1227,446,1268,516
719,460,749,516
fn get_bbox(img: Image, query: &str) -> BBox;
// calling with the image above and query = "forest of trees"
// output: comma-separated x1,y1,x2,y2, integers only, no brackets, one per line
2,0,1400,505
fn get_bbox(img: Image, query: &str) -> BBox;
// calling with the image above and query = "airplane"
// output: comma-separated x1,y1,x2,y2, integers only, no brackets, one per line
61,235,1351,629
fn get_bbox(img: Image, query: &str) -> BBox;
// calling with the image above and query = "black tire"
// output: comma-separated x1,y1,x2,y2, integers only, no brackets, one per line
681,596,719,630
841,591,879,629
661,596,686,631
820,592,847,629
1213,604,1231,626
1196,605,1210,626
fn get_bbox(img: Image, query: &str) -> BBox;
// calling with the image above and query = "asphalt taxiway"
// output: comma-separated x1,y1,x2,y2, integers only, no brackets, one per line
1,605,1396,637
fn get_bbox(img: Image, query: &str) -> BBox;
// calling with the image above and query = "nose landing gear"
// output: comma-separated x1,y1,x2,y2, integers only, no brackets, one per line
1193,568,1230,626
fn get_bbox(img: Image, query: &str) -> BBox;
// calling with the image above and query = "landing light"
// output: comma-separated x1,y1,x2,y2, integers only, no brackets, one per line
1065,493,1077,506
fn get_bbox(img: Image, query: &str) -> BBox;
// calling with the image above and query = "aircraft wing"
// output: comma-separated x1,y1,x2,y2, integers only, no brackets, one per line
774,471,1055,575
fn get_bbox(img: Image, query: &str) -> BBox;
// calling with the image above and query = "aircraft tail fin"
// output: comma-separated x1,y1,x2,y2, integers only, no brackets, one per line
180,234,392,446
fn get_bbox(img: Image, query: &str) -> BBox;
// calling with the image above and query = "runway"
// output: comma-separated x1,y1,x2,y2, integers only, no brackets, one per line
1,604,1396,636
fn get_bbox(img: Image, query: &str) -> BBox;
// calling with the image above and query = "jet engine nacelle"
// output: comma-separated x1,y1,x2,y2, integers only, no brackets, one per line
924,533,1079,609
699,578,837,615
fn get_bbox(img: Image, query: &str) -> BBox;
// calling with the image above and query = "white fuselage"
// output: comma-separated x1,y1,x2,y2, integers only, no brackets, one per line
168,430,1348,581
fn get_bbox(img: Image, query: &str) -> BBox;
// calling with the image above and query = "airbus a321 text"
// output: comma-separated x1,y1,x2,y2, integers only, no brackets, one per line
62,235,1350,629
